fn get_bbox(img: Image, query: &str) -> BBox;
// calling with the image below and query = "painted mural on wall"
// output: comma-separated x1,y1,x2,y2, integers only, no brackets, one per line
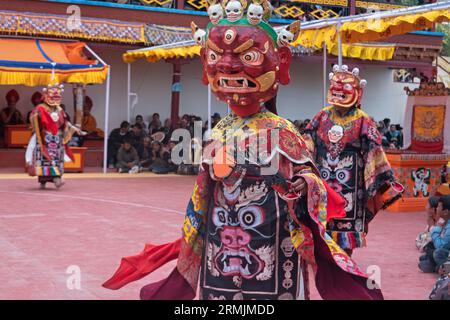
411,167,431,197
389,166,440,199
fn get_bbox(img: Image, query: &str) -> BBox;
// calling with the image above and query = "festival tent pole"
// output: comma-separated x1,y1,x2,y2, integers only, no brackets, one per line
127,63,131,123
323,43,327,107
85,45,111,174
103,67,111,174
337,21,342,67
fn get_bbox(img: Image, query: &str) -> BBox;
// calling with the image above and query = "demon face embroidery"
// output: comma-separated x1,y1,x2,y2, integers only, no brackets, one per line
207,181,275,281
320,154,354,193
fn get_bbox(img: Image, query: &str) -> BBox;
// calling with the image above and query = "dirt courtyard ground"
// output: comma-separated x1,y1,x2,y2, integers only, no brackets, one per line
0,173,438,299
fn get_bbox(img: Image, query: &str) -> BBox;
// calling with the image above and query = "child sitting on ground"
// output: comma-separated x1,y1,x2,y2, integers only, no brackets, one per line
419,195,450,273
416,196,440,252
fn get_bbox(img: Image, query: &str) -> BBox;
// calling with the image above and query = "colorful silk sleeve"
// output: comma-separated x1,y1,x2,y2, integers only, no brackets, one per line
175,164,213,295
274,156,383,300
361,116,403,214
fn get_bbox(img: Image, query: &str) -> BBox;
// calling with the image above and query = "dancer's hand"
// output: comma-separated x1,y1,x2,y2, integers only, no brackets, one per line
291,177,307,196
77,129,88,136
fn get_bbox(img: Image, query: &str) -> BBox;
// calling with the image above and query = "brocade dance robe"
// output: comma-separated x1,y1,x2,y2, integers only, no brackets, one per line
304,106,402,250
29,103,76,183
103,109,383,300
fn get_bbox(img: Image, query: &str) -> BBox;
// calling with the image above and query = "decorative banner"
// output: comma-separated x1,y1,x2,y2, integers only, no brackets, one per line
0,10,146,44
145,24,192,45
355,1,406,10
274,6,305,19
186,0,208,10
412,105,446,152
290,0,348,6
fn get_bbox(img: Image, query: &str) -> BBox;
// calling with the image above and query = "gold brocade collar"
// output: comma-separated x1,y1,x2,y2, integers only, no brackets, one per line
325,105,368,127
211,109,300,143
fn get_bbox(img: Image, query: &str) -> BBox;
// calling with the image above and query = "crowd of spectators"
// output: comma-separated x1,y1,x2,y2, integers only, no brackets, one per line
107,113,220,174
377,118,404,150
108,114,408,175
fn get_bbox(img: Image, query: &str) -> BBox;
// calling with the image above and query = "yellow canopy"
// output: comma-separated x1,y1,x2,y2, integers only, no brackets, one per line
0,38,108,86
123,4,449,64
123,42,394,63
328,43,395,61
292,8,450,48
123,45,201,63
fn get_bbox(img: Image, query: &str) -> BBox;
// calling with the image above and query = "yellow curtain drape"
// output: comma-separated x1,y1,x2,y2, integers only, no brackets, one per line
291,8,450,48
123,45,201,63
0,67,108,86
123,8,449,64
328,43,395,60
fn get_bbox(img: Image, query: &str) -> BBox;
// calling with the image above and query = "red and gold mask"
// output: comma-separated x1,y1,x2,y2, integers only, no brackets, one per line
43,83,64,107
327,65,367,108
192,1,300,117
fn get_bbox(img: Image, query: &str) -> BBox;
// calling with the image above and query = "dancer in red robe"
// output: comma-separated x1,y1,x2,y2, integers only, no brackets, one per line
27,82,82,189
104,0,383,300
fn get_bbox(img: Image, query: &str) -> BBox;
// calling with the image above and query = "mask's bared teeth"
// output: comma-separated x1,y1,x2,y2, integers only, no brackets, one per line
243,78,248,88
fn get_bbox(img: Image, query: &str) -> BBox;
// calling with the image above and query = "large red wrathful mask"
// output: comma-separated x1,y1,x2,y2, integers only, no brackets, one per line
202,26,292,110
192,2,300,116
327,64,367,108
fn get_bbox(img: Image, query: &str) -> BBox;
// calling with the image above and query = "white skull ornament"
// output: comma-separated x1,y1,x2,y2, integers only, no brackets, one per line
277,21,300,47
247,3,263,25
225,0,244,22
277,28,293,47
328,125,344,144
190,22,206,47
207,3,224,25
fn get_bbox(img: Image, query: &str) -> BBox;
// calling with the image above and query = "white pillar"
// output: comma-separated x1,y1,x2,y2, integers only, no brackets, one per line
127,63,131,123
323,43,327,107
103,66,111,174
337,21,343,67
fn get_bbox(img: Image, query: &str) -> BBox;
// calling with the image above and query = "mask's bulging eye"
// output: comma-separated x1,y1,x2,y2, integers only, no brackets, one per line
207,49,220,64
343,83,353,91
240,50,263,66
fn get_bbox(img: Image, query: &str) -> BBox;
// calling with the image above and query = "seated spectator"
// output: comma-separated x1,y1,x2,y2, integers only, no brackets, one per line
116,140,140,174
134,115,148,135
382,118,391,135
108,121,130,167
0,89,24,137
385,124,400,149
27,91,43,125
211,113,221,128
81,96,104,138
389,137,399,149
162,118,173,144
417,196,440,252
149,141,174,174
419,195,450,273
137,137,152,170
148,119,163,136
129,123,146,149
395,124,404,148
